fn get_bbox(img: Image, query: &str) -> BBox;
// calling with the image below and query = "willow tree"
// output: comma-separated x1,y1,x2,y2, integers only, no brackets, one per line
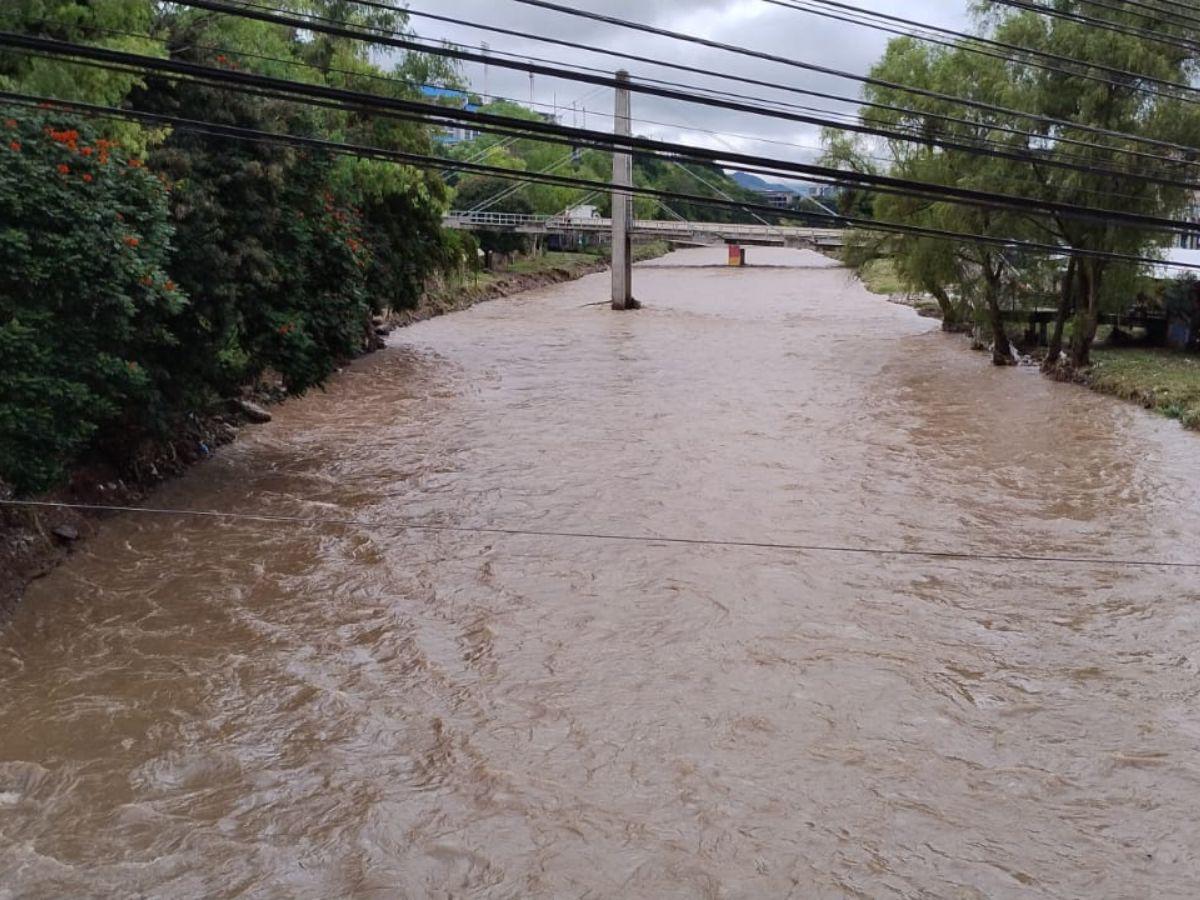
840,3,1200,369
979,2,1200,368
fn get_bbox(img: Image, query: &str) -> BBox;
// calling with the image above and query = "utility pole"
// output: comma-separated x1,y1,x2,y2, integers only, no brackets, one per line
481,42,490,103
611,70,636,310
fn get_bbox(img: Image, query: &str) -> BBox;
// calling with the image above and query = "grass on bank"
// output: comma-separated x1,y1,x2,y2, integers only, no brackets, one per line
1089,348,1200,430
858,258,905,296
853,258,1200,433
501,241,672,277
416,241,674,317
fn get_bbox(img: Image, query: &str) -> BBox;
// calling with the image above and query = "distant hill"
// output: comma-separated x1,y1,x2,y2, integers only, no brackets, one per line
729,171,813,196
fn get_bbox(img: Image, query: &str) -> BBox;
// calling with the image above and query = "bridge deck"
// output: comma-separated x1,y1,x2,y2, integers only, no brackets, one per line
443,211,844,247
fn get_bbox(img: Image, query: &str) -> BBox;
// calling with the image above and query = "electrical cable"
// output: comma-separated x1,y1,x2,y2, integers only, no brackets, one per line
505,0,1200,142
764,0,1200,104
6,89,1199,272
10,36,1200,241
206,0,1200,162
988,0,1200,54
1074,0,1200,33
48,16,1173,208
16,23,1200,212
4,501,1198,571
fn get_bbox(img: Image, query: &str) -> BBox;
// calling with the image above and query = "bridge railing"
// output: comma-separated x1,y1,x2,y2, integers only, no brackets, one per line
442,211,844,243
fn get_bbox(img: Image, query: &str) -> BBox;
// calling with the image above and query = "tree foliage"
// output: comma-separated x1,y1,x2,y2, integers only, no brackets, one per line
834,4,1200,368
0,0,466,494
0,109,181,492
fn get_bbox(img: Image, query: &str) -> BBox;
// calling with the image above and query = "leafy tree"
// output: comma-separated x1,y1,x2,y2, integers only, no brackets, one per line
839,10,1200,369
0,107,182,493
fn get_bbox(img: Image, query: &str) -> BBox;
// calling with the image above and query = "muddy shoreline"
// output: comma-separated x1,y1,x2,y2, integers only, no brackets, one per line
0,258,620,617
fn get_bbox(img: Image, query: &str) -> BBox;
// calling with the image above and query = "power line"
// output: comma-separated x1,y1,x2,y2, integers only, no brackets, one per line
59,6,1200,200
214,0,1200,163
397,0,1200,176
37,16,1179,208
1074,0,1200,33
6,89,1199,272
195,0,1200,184
988,0,1200,55
764,0,1200,104
4,500,1197,570
10,33,1200,238
505,0,1200,150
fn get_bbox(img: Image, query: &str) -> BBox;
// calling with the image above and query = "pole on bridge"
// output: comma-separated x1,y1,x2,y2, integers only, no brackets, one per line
611,70,637,310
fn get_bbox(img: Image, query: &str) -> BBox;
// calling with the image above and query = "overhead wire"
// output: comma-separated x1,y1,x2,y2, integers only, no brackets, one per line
90,6,1200,195
42,16,1176,208
503,0,1200,150
1073,0,1200,32
764,0,1200,104
398,1,1194,169
5,89,1199,272
221,0,1200,163
7,32,1200,239
987,0,1200,54
3,500,1198,571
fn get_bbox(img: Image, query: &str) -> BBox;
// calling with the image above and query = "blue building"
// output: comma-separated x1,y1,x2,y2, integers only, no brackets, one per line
420,86,480,145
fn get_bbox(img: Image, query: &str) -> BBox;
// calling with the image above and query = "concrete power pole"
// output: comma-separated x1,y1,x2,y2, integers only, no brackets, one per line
611,71,637,310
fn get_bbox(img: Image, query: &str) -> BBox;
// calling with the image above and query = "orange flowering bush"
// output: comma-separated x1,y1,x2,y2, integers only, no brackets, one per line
0,107,184,493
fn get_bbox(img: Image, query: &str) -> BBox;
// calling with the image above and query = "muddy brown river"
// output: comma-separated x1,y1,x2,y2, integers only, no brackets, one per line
3,247,1200,898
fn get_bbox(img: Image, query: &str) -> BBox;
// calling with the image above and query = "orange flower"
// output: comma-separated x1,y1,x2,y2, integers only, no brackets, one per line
3,119,16,129
81,146,93,157
8,141,19,153
82,173,93,183
140,275,154,286
56,163,69,175
164,280,176,292
128,158,144,169
123,235,140,248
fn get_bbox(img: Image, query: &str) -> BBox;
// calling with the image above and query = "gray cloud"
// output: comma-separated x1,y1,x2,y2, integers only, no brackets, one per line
401,1,972,174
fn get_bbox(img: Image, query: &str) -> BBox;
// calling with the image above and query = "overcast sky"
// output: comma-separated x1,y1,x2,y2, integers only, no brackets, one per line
401,0,973,176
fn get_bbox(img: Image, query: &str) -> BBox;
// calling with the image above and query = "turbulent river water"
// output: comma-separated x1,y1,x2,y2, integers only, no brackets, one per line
3,247,1200,898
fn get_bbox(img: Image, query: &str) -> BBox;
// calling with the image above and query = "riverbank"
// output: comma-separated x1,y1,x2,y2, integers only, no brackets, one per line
857,261,1200,433
0,241,671,615
399,243,669,325
1086,349,1200,430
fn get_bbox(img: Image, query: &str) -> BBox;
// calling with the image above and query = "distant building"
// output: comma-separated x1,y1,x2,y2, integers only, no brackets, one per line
755,190,794,210
420,86,480,145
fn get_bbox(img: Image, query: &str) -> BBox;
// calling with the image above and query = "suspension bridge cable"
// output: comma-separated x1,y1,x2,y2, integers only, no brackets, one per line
6,89,1199,272
3,500,1198,571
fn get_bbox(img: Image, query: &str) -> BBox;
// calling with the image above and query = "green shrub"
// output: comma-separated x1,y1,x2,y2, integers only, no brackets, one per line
0,107,183,494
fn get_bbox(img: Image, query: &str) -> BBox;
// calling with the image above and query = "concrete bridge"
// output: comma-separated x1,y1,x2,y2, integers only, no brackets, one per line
442,210,846,250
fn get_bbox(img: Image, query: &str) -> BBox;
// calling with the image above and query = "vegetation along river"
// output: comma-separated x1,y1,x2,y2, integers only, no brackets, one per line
3,247,1200,898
